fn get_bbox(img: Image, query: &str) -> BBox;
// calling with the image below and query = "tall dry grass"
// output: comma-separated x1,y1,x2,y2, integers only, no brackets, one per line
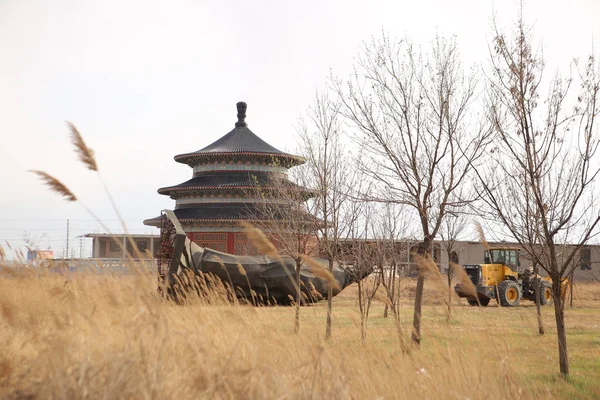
570,282,600,302
0,265,541,400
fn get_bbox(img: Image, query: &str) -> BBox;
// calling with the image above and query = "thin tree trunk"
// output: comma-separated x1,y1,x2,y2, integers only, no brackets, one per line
363,299,372,344
383,265,393,318
295,259,302,334
534,265,544,335
412,238,431,346
446,252,454,323
411,275,425,346
569,269,574,309
390,261,398,316
534,287,545,335
357,279,366,344
361,315,367,344
553,280,569,377
446,267,452,323
325,257,334,339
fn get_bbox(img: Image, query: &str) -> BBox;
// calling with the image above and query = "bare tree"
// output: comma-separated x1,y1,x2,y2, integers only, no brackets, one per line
248,163,318,332
438,210,468,321
366,205,415,352
477,12,600,377
371,203,414,319
334,33,489,346
344,202,380,344
297,92,359,340
355,247,380,344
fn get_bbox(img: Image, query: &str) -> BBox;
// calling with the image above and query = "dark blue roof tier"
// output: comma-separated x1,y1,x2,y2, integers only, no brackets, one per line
175,204,313,221
157,171,314,197
174,204,271,220
143,204,313,226
159,171,275,193
174,102,304,167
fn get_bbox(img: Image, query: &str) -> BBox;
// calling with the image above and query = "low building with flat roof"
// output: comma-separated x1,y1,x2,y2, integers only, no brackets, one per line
336,239,600,282
85,233,160,259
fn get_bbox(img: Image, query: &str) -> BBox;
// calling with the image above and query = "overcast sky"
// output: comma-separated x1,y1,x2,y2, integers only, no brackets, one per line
0,0,598,258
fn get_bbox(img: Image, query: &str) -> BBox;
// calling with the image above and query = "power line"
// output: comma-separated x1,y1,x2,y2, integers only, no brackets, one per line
0,228,77,231
0,218,150,221
1,238,70,242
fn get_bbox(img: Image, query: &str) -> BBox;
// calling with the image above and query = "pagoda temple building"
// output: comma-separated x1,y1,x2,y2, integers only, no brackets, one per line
145,102,312,255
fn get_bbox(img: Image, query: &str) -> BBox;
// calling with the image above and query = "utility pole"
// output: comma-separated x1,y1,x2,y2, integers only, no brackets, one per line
65,219,70,259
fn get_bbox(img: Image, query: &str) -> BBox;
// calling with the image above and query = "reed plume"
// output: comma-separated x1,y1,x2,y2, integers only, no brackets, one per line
413,253,448,294
214,256,226,269
412,253,443,282
30,169,114,243
306,281,323,300
474,221,490,250
236,263,255,305
300,255,340,290
450,261,478,298
214,256,234,287
375,292,393,307
240,222,279,258
236,263,247,276
66,122,144,259
67,121,97,171
29,170,77,202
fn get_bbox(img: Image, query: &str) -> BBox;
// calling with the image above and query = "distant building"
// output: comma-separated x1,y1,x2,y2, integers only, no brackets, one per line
337,239,600,282
144,101,312,255
85,233,160,258
80,233,599,281
27,250,54,260
444,241,600,282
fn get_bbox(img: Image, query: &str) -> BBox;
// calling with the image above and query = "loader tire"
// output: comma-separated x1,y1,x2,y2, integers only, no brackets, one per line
498,280,521,307
534,279,553,306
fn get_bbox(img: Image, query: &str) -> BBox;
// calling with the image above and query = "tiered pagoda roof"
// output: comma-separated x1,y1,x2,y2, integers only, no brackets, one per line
172,101,304,168
145,102,312,228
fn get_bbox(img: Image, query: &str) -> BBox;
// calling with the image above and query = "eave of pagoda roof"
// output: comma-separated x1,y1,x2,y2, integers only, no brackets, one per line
173,203,315,221
173,102,305,167
143,205,317,228
159,185,316,200
157,171,314,197
175,152,305,168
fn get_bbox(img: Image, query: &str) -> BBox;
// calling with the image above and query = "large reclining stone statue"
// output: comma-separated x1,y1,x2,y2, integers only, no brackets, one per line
157,210,370,304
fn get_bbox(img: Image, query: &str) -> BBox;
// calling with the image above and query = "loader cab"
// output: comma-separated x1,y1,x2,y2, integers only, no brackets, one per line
484,248,520,271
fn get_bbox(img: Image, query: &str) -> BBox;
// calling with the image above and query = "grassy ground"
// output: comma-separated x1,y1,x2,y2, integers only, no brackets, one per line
0,269,599,399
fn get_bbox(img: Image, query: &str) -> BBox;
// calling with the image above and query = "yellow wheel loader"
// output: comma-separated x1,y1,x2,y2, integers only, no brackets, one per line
454,248,554,307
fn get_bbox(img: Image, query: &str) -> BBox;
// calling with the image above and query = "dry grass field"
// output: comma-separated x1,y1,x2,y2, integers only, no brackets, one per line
1,267,599,399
